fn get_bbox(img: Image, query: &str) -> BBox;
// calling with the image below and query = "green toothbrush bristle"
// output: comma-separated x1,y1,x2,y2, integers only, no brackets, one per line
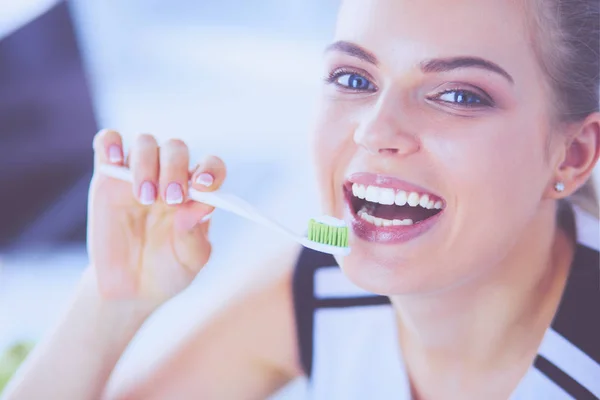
308,219,348,247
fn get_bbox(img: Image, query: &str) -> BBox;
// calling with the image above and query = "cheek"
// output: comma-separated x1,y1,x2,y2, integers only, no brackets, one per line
312,101,357,211
426,115,548,224
313,102,356,155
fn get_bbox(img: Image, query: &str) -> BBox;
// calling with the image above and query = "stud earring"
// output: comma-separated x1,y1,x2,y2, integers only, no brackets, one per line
554,182,565,193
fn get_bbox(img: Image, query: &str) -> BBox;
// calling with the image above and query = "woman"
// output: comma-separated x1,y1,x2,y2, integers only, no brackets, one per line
4,0,599,399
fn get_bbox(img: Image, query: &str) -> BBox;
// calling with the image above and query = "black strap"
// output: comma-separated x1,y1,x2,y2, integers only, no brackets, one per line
292,247,390,378
551,244,600,365
292,247,336,377
315,296,390,308
534,355,599,400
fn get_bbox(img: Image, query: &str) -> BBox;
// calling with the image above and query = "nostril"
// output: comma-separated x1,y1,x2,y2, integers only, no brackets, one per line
378,148,399,155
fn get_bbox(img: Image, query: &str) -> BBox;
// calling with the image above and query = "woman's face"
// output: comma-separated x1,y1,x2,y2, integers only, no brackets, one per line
312,0,557,294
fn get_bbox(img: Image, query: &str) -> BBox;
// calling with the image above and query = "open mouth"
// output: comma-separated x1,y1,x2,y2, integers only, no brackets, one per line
344,181,445,227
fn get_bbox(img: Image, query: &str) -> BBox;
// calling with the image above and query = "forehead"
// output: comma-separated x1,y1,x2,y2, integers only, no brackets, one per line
334,0,535,79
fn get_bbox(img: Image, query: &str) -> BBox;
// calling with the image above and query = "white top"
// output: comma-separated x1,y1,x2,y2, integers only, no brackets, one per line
292,205,600,399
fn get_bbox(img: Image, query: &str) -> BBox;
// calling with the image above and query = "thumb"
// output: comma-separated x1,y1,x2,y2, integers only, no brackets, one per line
171,202,213,274
170,155,226,273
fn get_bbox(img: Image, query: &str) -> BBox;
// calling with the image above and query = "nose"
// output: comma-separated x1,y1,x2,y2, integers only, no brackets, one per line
354,91,420,156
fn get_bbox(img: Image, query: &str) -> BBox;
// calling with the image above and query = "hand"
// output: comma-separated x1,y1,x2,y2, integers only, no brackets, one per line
87,130,226,307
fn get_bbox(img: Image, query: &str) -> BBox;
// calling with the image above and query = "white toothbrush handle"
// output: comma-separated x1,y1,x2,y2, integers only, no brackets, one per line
186,192,349,255
98,165,300,241
189,190,299,240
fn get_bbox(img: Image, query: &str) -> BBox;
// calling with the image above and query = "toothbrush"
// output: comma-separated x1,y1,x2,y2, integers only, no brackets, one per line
97,164,351,256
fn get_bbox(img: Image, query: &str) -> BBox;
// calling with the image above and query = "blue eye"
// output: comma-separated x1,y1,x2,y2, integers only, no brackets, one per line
328,71,376,92
436,89,491,107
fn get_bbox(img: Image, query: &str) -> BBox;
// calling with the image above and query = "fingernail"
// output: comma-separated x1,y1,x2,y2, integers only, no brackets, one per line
200,211,214,223
108,145,123,163
166,183,184,205
195,173,214,187
140,181,156,205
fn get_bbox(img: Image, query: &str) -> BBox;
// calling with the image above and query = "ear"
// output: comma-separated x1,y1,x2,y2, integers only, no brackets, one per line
551,112,600,198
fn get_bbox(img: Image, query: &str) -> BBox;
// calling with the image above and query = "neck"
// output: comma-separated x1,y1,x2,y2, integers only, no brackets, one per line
391,204,574,370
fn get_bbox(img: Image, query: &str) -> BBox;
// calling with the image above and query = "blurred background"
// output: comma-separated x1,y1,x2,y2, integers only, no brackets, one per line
0,0,340,397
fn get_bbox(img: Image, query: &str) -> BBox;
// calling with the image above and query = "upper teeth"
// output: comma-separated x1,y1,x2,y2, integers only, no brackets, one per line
351,183,443,210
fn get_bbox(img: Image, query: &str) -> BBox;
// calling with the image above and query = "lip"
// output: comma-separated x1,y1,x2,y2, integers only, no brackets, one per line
343,172,445,244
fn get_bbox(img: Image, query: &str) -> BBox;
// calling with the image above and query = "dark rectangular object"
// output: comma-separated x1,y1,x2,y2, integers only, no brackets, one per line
0,1,97,248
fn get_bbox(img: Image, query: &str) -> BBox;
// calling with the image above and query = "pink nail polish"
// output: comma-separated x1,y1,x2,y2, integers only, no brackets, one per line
140,181,156,205
108,145,123,163
166,183,184,205
195,173,214,187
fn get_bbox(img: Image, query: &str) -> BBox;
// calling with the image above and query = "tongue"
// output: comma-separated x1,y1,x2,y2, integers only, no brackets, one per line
364,203,438,222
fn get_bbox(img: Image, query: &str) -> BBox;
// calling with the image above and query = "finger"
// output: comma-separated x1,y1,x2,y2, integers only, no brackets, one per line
130,134,159,205
159,139,190,206
190,155,227,192
93,129,124,168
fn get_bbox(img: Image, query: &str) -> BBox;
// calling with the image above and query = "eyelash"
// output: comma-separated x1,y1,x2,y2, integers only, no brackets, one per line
430,88,494,108
325,68,377,92
325,69,494,108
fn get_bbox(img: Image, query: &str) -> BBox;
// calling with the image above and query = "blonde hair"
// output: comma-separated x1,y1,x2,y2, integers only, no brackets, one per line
527,0,600,218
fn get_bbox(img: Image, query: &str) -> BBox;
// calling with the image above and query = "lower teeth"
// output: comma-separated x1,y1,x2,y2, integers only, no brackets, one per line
357,209,413,226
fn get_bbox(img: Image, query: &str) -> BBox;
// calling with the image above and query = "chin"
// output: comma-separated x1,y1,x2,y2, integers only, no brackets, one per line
337,244,436,295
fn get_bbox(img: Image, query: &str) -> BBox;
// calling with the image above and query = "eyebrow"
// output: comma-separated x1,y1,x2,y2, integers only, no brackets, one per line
325,40,379,65
325,40,514,84
420,57,514,84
